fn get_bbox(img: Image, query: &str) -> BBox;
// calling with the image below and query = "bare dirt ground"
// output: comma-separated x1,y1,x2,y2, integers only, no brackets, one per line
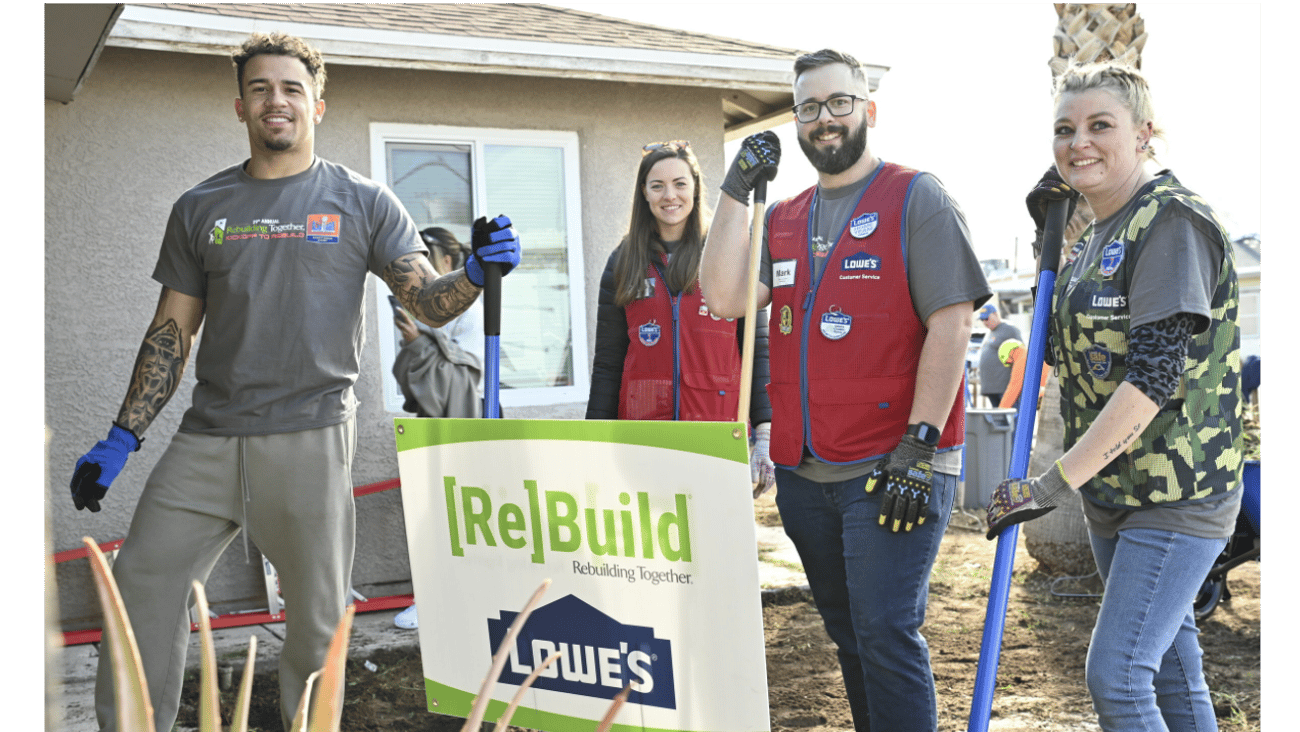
177,495,1260,732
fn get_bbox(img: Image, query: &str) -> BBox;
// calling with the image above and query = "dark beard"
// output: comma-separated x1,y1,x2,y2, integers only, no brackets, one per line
798,120,867,175
263,136,293,152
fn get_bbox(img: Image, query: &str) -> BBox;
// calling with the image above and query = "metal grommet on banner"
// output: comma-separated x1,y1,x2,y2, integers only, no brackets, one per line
396,424,405,435
732,427,745,440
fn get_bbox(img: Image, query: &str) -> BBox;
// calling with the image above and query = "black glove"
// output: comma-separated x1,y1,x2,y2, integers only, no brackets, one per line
466,215,522,287
985,460,1073,540
1025,165,1079,243
721,131,780,204
864,434,935,533
71,423,142,512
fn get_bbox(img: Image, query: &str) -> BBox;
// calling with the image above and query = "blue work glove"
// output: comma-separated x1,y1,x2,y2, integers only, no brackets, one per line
986,460,1072,540
750,423,776,498
721,131,780,204
70,423,142,512
864,434,935,533
466,215,522,287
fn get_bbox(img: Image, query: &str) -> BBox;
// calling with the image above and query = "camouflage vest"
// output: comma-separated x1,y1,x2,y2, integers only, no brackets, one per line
1051,175,1243,508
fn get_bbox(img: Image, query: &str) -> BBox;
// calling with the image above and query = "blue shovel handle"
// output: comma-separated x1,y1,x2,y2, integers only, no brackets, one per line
966,197,1069,732
483,257,502,420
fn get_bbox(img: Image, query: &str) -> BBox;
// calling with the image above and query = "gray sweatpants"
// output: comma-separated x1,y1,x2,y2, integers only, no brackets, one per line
95,420,357,732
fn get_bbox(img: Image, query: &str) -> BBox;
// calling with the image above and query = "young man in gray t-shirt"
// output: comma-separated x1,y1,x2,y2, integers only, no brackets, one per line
69,32,522,732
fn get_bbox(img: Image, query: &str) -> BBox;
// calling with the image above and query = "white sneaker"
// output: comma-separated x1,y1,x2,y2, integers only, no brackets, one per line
394,604,419,629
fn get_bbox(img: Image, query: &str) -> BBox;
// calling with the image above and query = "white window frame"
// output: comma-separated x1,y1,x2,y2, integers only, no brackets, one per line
369,122,588,411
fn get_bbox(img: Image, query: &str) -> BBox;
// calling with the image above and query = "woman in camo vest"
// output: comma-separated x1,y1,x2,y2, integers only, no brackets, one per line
986,61,1243,732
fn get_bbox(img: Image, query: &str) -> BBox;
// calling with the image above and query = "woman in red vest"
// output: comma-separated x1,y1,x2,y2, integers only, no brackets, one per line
586,141,775,493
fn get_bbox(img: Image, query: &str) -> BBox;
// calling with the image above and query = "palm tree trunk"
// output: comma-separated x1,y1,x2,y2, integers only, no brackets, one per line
1023,372,1096,575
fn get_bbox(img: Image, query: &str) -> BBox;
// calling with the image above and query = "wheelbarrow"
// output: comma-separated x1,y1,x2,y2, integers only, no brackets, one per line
1194,459,1260,620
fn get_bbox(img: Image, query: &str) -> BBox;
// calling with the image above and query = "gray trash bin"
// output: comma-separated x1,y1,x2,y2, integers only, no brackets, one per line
960,408,1017,510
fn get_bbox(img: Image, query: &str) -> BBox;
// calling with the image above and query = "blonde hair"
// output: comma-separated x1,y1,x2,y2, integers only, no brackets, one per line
1054,61,1163,161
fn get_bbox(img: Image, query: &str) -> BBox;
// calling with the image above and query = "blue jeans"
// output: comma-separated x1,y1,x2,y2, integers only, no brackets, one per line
775,467,956,732
1086,528,1227,732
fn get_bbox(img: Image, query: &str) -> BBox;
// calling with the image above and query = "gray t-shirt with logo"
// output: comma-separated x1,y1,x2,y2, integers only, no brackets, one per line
760,165,991,481
153,157,425,435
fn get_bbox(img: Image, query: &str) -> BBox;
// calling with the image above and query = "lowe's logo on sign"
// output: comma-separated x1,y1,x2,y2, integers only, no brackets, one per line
488,594,677,709
849,212,878,238
842,252,881,271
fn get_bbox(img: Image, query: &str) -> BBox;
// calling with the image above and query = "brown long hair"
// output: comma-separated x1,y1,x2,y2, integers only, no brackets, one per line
612,143,712,307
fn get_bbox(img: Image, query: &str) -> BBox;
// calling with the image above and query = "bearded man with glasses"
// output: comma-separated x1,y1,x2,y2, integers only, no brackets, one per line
701,48,990,732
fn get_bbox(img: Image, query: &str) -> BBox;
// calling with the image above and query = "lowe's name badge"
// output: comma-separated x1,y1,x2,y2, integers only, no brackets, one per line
820,307,852,340
850,212,878,238
1099,241,1125,277
639,320,661,347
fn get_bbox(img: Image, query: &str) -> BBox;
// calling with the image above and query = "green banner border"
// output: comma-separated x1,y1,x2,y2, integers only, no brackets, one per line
425,678,692,732
394,419,748,464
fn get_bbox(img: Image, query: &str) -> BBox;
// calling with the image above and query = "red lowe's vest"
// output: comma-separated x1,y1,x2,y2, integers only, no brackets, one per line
766,162,965,466
619,258,743,422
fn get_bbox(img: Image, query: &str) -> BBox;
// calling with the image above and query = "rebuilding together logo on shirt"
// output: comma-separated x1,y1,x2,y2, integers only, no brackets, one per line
208,215,342,245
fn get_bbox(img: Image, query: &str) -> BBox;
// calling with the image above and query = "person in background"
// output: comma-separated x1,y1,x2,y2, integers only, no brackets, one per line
996,338,1047,411
390,227,485,631
700,49,990,732
987,60,1243,732
586,140,775,495
392,227,485,420
977,302,1022,407
69,32,521,732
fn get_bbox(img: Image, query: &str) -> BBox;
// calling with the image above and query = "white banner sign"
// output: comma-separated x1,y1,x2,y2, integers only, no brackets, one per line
396,418,770,732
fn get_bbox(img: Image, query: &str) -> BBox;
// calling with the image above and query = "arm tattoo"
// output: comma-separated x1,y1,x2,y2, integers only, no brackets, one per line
382,253,481,327
1102,421,1145,463
117,319,189,435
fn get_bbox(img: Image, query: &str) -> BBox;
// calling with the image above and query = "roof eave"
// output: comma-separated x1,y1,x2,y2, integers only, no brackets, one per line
105,5,889,137
107,7,809,94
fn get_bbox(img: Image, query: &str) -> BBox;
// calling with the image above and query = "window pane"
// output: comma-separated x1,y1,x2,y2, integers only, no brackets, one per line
388,143,473,243
383,143,474,410
485,145,573,390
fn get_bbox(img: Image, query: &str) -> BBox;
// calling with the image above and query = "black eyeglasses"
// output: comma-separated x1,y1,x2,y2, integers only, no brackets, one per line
642,140,691,156
792,95,865,123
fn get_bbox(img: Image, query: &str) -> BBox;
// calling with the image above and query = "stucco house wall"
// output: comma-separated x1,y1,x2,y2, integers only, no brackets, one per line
46,43,730,628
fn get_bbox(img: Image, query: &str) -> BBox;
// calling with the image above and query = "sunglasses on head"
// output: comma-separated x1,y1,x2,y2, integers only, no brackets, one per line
642,140,691,157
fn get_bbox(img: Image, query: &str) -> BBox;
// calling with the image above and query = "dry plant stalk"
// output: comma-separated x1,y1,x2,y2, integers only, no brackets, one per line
230,636,259,732
83,537,154,732
82,535,354,732
308,605,356,731
191,581,224,731
491,652,562,732
461,578,553,732
594,684,633,732
291,670,322,732
456,578,637,732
